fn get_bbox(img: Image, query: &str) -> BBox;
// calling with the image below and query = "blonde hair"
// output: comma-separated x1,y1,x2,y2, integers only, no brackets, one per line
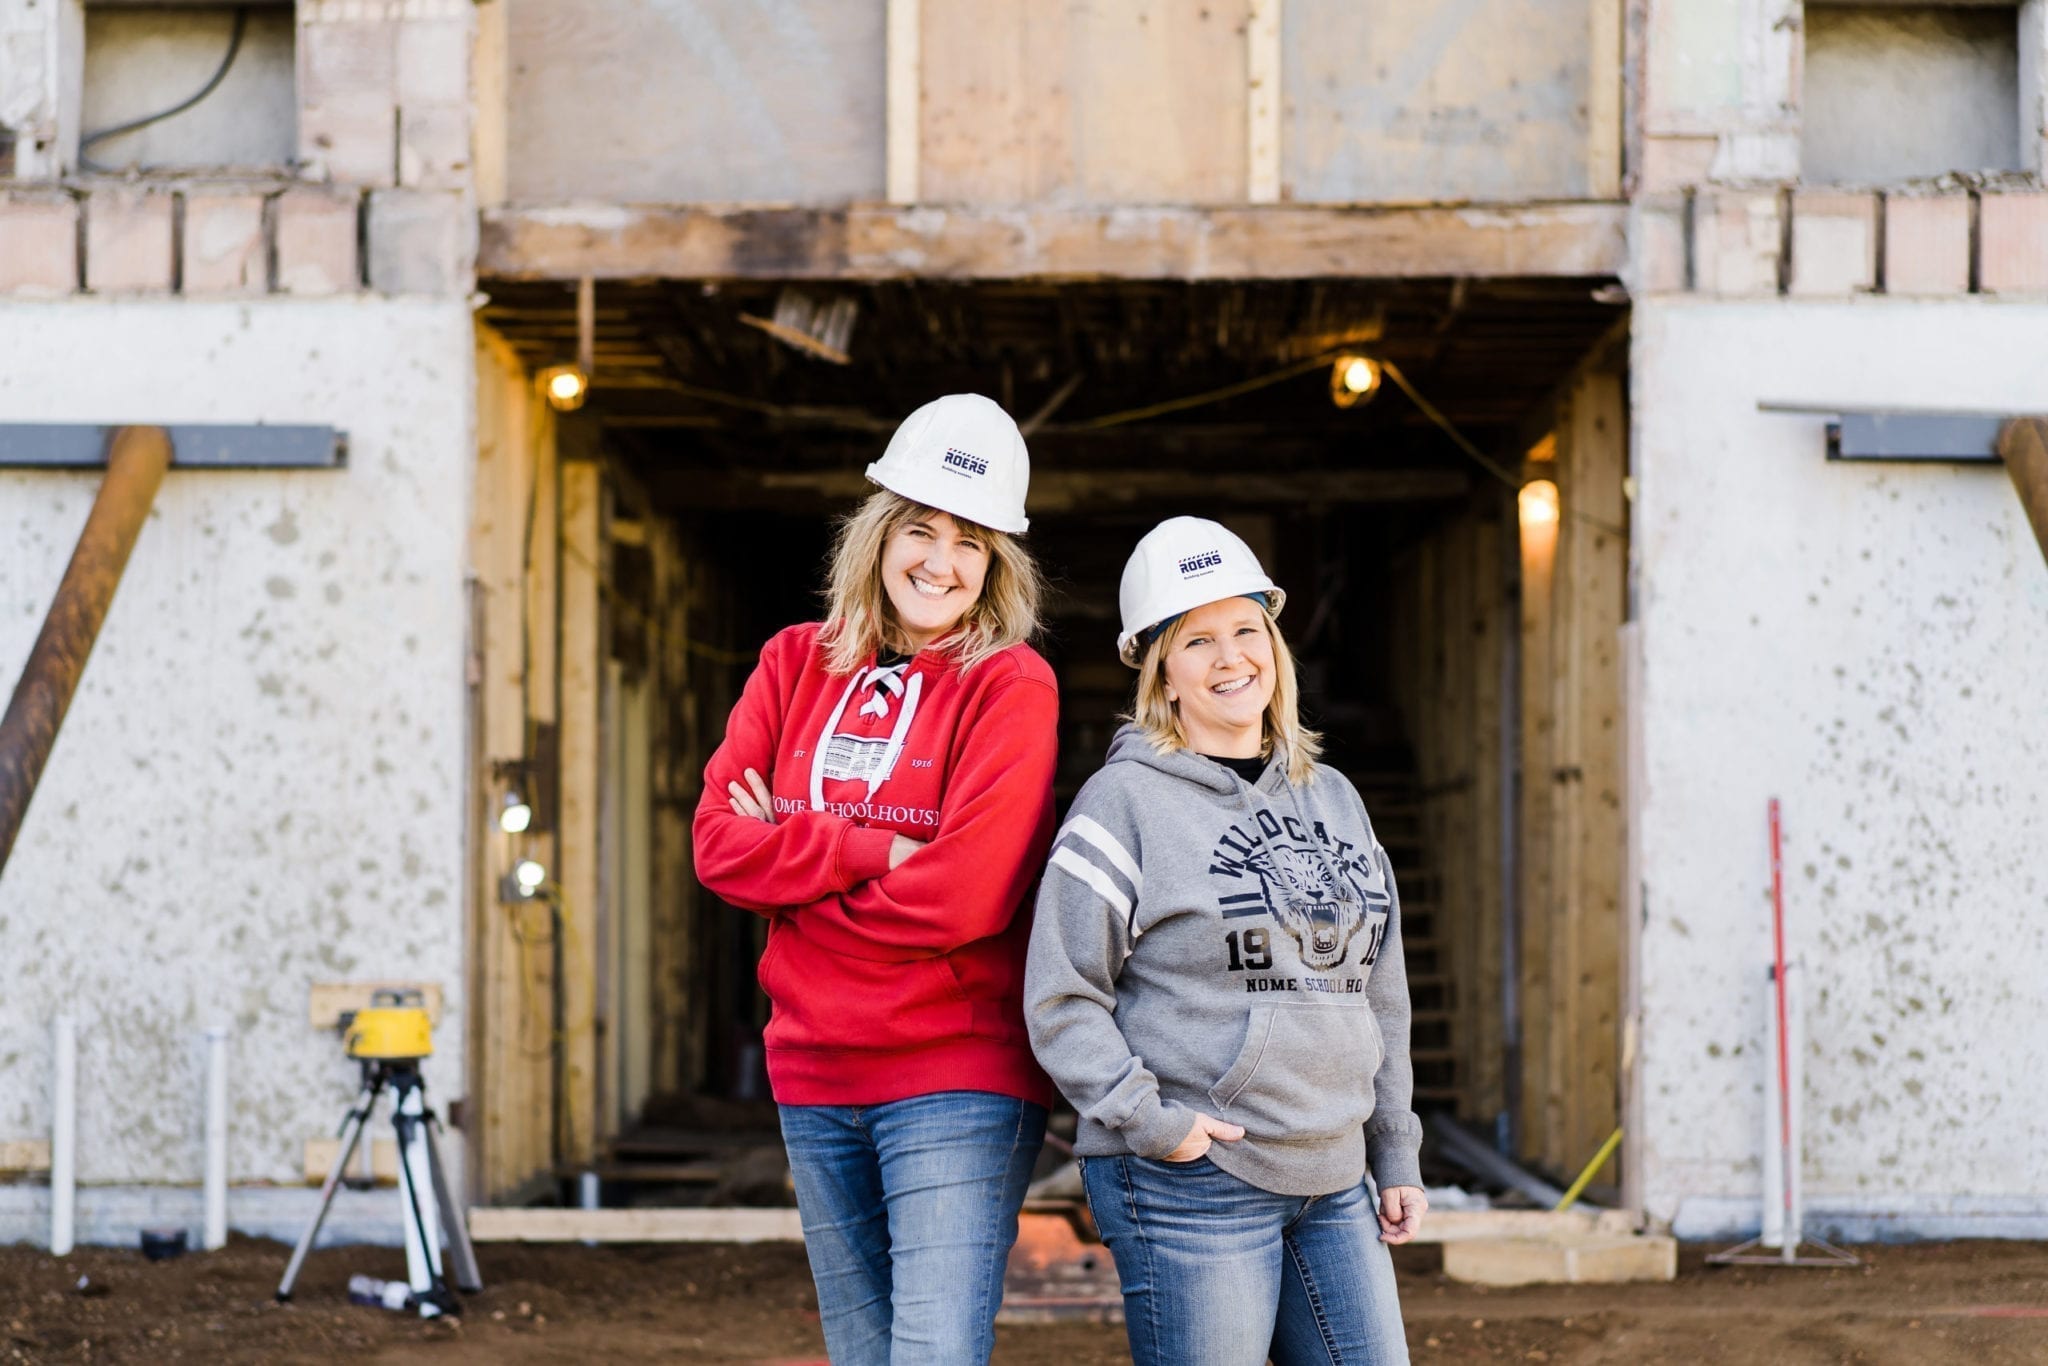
1128,604,1322,786
819,490,1044,675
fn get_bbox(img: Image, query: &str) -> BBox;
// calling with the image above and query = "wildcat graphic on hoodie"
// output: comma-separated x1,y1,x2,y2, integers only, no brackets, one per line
1024,724,1422,1198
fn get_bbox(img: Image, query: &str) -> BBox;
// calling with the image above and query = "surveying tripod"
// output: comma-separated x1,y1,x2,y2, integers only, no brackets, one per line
276,991,482,1316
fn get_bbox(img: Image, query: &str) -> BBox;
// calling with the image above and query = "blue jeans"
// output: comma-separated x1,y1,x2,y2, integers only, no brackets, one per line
1082,1154,1410,1366
779,1091,1047,1365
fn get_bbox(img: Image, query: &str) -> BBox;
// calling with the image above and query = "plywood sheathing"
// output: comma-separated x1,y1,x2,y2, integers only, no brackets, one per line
1283,0,1623,203
504,0,886,205
478,203,1630,282
920,0,1251,204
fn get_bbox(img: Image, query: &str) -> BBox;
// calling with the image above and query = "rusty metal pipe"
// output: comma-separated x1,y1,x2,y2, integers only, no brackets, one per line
0,425,172,879
2000,418,2048,570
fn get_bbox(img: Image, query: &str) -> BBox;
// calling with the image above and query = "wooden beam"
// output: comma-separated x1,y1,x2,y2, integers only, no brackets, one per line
479,203,1629,283
0,1140,51,1173
469,1206,806,1243
464,1203,1633,1245
645,467,1470,511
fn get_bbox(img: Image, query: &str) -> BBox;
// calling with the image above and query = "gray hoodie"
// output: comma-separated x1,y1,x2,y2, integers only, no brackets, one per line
1024,724,1423,1198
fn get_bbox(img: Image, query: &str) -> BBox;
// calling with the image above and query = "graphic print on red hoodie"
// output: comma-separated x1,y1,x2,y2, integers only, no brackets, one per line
693,622,1059,1107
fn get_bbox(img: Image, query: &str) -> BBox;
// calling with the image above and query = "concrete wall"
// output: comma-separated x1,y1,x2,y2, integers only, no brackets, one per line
1803,5,2023,184
1632,300,2048,1239
0,299,475,1200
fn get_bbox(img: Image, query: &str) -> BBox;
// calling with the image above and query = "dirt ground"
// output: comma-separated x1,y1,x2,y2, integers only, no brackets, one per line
2,1236,2045,1365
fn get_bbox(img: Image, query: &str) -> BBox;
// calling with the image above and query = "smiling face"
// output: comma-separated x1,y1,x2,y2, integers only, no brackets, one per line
879,509,990,651
1160,596,1278,758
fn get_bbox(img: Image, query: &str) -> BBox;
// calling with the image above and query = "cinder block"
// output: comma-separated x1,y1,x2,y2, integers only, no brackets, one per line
1884,194,1971,296
366,189,472,295
1638,134,1718,193
0,192,80,296
1442,1235,1678,1287
84,188,174,293
1631,195,1690,295
1978,191,2048,294
395,16,471,108
1693,190,1782,296
180,189,268,295
397,103,470,189
297,14,398,186
1789,191,1878,297
275,186,360,295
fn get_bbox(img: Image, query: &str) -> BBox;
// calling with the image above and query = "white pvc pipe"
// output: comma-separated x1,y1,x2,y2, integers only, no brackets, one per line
50,1014,76,1256
203,1024,230,1251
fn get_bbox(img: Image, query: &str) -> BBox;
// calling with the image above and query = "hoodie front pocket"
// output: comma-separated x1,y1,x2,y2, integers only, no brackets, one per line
1206,1005,1383,1141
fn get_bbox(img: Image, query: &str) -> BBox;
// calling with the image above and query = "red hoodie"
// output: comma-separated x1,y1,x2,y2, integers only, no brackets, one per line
693,621,1059,1107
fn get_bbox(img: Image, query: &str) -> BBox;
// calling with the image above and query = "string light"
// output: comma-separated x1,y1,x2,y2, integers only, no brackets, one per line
1329,355,1382,408
539,365,588,411
1519,479,1560,528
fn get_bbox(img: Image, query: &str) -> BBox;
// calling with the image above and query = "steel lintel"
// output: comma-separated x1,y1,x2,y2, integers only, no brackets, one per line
0,424,345,469
1758,405,2010,463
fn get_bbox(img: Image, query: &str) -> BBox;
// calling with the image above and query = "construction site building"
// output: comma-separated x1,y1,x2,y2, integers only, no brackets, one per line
2,0,2045,1246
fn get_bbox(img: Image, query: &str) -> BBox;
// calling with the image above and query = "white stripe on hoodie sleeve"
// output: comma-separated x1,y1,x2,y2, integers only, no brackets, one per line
1058,815,1143,894
1050,845,1131,918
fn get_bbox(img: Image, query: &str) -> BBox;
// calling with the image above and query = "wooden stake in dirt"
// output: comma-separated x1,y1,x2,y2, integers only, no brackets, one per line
1709,800,1858,1269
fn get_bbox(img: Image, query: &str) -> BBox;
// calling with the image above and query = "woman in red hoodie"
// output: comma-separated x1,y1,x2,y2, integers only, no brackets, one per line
692,393,1058,1365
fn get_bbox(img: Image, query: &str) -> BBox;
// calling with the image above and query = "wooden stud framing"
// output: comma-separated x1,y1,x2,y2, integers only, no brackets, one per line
1588,0,1625,200
886,0,921,203
1247,0,1282,203
558,452,604,1166
1514,368,1628,1179
1558,370,1626,1181
470,327,561,1200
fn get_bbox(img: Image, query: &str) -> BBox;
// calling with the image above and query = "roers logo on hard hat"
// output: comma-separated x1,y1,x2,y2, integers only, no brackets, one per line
865,395,1030,533
1117,516,1285,667
942,447,988,477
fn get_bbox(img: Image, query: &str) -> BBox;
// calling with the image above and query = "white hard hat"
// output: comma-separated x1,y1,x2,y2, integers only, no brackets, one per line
1117,516,1286,666
865,393,1031,534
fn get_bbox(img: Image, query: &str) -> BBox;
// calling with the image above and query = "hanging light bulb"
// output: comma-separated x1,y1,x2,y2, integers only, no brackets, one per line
539,364,588,411
1329,354,1382,409
499,788,533,835
1519,479,1560,528
514,859,547,893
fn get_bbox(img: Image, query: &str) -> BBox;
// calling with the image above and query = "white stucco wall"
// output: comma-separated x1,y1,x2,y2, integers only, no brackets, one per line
0,299,474,1197
1632,300,2048,1238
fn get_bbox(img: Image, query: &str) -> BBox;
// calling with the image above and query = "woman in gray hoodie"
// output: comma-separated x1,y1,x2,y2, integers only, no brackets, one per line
1025,516,1425,1365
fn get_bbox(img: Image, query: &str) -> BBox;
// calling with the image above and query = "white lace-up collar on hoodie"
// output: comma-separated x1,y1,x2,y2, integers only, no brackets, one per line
809,660,925,808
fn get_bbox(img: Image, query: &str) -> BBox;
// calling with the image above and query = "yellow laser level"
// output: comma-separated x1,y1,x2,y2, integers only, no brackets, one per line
280,986,479,1314
343,988,434,1061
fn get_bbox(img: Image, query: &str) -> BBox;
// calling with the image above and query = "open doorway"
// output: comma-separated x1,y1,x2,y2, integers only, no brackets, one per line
476,276,1630,1210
